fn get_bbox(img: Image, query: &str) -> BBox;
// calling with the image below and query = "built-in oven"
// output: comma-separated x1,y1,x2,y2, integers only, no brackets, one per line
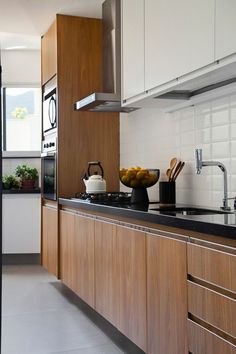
43,76,57,135
41,135,57,201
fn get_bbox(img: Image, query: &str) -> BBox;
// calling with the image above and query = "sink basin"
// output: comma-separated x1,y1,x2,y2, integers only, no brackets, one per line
150,207,231,216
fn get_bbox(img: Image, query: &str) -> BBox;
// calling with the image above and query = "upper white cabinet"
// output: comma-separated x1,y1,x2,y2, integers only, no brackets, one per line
145,0,215,91
215,0,236,60
121,0,145,101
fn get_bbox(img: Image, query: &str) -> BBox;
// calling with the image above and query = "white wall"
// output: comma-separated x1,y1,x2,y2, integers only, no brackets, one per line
1,49,41,85
120,94,236,208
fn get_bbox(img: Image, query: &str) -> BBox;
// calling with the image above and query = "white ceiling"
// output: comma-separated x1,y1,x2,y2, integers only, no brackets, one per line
0,0,103,50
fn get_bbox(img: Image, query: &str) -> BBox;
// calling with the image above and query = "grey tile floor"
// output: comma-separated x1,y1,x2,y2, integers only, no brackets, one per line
2,265,142,354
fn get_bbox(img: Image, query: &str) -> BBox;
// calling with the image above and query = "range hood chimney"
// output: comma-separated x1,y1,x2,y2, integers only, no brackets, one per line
75,0,138,113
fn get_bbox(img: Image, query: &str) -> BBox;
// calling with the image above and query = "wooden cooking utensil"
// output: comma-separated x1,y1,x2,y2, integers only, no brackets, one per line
173,161,185,181
171,161,182,181
169,157,177,181
166,168,171,181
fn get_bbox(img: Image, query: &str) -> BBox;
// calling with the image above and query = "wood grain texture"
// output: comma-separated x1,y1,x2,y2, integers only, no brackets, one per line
188,281,236,338
56,14,119,197
42,206,58,276
41,20,57,85
188,243,236,293
147,234,188,354
94,220,118,326
188,319,236,354
74,214,95,308
116,226,146,352
59,210,75,290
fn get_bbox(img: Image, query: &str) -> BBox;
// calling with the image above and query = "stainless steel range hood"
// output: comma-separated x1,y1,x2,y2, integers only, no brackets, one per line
75,0,138,113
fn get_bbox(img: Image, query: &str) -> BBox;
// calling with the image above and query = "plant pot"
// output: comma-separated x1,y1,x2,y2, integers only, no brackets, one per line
21,179,35,189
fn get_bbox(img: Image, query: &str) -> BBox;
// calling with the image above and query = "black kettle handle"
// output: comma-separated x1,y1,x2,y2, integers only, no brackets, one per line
88,161,104,178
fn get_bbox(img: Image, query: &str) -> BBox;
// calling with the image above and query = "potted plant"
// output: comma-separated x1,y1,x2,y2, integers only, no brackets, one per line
15,164,39,189
2,174,21,190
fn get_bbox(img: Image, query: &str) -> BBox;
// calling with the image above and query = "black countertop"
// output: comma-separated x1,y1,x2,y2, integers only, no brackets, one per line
3,188,41,194
59,198,236,240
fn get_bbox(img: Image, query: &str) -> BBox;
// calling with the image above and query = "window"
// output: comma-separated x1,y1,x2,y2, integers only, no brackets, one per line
2,87,41,152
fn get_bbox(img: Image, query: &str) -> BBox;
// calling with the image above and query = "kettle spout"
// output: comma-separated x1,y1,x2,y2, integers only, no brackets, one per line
82,173,88,186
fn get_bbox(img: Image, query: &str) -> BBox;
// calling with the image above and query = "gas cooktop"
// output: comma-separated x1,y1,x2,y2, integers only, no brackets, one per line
73,191,131,203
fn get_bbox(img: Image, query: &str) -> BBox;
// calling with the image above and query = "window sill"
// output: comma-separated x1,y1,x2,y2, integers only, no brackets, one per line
2,151,41,159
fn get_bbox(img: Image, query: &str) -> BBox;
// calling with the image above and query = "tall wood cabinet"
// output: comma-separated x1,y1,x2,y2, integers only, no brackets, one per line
41,15,119,197
41,15,119,276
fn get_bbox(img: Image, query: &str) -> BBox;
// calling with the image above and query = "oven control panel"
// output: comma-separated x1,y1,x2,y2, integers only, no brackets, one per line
42,135,57,153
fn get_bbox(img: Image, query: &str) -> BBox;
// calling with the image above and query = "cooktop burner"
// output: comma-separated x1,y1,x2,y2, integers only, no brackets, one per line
74,191,131,203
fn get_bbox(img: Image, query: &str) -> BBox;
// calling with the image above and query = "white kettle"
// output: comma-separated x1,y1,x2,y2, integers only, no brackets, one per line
83,161,106,194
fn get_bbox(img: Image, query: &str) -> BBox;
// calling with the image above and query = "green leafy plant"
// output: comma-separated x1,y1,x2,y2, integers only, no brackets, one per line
2,174,21,190
11,107,28,119
15,164,38,181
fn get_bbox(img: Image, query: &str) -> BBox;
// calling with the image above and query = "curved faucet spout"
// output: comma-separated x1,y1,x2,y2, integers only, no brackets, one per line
195,149,229,210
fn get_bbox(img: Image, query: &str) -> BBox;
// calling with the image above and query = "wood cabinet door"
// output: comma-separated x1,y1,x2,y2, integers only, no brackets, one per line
42,206,58,277
41,20,57,85
60,210,75,290
94,220,118,326
147,234,188,354
215,0,236,60
122,0,145,101
74,214,95,308
116,225,146,352
145,0,214,90
95,221,119,326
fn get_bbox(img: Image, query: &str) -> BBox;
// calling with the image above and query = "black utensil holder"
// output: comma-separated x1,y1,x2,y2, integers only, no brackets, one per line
159,181,176,204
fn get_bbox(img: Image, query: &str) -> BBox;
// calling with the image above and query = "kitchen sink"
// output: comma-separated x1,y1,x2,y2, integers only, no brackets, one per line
150,207,232,216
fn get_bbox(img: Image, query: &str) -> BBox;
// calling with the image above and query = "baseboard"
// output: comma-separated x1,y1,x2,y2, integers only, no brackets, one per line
2,253,40,265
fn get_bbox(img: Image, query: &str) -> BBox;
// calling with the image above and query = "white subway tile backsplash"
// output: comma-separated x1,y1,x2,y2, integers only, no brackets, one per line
180,131,195,146
120,94,236,208
212,142,230,158
212,125,229,142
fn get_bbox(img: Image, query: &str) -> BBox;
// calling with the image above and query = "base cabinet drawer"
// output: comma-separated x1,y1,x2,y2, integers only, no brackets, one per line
188,320,236,354
188,281,236,338
188,243,236,293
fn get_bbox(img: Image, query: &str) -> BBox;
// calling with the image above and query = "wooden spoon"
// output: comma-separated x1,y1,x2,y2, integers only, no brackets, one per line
173,161,185,181
166,168,171,181
171,161,182,181
169,157,177,181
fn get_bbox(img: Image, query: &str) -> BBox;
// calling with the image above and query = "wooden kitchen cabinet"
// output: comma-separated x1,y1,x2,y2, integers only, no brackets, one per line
146,233,188,354
116,225,147,352
42,205,58,277
215,0,236,60
187,240,236,352
94,220,118,326
145,0,215,91
41,15,119,198
188,320,236,354
60,211,95,308
41,20,57,85
122,0,145,101
60,210,75,290
187,243,236,293
74,213,95,308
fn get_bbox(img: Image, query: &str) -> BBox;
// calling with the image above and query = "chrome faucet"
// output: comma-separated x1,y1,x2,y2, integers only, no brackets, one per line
195,148,230,210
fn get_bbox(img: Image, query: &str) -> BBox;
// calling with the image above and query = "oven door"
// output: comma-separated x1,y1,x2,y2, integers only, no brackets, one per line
41,152,57,201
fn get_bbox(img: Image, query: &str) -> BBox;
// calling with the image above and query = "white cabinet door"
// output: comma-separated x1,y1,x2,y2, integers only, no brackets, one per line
145,0,215,91
122,0,145,101
3,194,41,254
215,0,236,60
